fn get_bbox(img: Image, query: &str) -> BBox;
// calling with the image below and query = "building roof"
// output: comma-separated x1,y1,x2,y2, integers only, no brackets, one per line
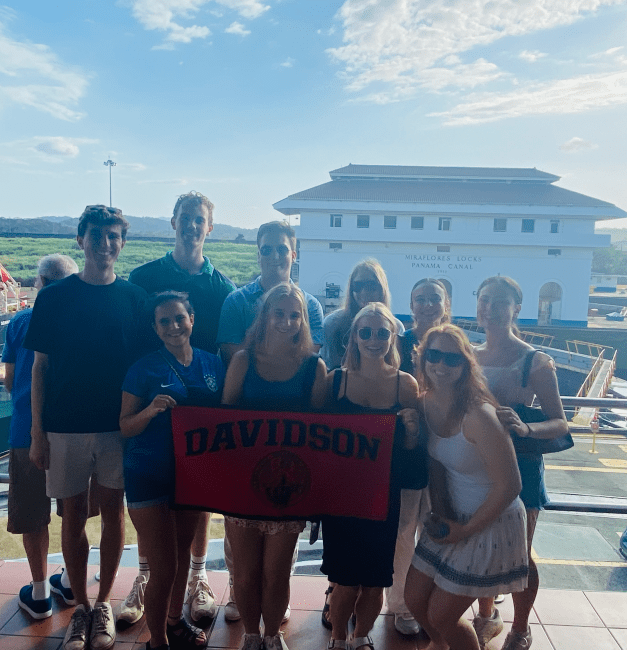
329,164,560,183
277,178,621,211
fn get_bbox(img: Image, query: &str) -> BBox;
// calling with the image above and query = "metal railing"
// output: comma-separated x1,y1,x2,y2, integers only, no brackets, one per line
575,350,605,399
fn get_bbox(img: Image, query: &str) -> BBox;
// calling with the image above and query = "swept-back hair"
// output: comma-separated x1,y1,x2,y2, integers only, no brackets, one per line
343,302,400,371
410,277,452,326
244,283,314,359
476,275,523,337
342,259,392,318
416,324,497,420
256,220,296,251
147,291,194,324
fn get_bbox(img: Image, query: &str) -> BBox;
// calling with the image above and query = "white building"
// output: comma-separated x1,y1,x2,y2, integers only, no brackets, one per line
273,164,627,327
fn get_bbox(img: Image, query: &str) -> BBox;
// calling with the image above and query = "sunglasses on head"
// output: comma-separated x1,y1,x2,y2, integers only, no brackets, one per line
358,327,391,341
352,280,380,293
424,348,465,367
259,244,291,257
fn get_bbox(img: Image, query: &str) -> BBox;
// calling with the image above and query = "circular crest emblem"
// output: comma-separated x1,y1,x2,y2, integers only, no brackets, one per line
204,374,218,392
252,451,311,509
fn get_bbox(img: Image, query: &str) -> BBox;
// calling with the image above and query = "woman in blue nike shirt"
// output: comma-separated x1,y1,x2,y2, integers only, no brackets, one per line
120,291,224,650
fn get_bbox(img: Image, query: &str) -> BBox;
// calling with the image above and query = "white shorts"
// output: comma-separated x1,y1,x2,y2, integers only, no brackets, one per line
46,431,124,499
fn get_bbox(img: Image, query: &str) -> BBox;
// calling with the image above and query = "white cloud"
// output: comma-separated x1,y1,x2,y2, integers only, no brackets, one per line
216,0,269,19
280,57,295,68
0,17,89,121
519,50,548,63
129,0,269,47
118,162,147,171
559,136,599,152
429,69,627,125
329,0,625,103
3,136,99,163
225,21,251,35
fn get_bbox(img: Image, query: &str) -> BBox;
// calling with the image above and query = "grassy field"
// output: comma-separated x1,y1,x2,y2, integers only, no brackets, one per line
0,237,259,286
0,512,226,560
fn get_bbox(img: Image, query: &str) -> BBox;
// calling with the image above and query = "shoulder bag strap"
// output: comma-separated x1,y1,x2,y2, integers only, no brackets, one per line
521,349,538,388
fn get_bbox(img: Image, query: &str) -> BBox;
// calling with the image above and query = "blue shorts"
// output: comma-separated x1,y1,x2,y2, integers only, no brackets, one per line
124,463,174,509
517,453,548,510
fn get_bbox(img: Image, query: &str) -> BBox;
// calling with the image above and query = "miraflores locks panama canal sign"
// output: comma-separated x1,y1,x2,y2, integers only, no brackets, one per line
273,164,627,327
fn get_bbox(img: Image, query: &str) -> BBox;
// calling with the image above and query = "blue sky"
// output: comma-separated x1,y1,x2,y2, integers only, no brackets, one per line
2,0,627,228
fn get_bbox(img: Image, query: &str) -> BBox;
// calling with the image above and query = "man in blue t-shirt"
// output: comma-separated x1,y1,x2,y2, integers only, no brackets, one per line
2,254,78,621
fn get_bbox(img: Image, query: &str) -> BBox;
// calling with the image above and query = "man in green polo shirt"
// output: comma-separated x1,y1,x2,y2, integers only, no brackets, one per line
127,191,235,628
129,191,235,354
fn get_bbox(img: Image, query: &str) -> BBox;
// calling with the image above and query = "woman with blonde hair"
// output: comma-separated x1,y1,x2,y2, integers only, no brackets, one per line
405,324,528,650
321,302,426,650
473,277,568,650
221,283,327,650
322,259,403,371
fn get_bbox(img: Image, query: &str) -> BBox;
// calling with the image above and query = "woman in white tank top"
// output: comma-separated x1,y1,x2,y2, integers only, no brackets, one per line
405,324,528,650
473,276,568,650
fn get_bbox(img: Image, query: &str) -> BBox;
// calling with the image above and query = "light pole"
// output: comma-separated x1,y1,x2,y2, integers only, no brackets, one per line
103,159,116,207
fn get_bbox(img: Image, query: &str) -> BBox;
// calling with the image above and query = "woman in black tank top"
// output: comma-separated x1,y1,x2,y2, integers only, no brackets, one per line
321,303,426,650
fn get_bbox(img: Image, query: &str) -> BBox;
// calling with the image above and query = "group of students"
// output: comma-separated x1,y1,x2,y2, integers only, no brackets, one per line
2,192,568,650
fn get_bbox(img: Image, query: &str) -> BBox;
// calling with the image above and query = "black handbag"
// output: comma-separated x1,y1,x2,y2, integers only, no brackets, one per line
510,350,574,455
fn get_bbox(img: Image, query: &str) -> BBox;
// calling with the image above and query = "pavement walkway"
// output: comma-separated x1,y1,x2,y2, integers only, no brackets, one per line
2,562,627,649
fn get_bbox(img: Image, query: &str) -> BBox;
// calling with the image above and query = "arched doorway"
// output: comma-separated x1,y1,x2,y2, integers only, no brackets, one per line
538,282,562,325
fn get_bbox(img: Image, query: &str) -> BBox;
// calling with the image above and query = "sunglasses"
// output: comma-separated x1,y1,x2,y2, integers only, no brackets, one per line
358,327,391,341
352,280,380,293
259,244,291,257
424,348,465,367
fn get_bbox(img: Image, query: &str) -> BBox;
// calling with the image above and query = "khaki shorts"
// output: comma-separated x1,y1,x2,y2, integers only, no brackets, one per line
8,448,52,534
46,431,124,499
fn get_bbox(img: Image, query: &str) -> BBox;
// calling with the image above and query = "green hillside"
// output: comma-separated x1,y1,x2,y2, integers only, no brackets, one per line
0,237,259,286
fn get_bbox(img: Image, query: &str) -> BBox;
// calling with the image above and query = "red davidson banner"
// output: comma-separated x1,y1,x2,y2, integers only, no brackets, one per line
171,407,397,521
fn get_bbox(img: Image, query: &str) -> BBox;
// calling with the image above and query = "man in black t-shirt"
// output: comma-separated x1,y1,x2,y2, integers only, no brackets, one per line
26,205,147,650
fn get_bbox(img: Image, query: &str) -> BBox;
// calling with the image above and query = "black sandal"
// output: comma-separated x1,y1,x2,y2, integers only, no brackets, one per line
167,618,207,649
322,585,333,630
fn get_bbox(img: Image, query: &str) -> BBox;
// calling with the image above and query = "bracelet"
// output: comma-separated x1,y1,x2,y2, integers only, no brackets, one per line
525,422,532,437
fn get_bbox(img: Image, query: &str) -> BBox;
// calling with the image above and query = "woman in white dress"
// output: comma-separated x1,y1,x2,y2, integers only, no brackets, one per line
405,324,528,650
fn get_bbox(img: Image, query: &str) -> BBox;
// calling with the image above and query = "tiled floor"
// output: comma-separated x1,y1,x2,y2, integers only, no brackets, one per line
1,561,627,649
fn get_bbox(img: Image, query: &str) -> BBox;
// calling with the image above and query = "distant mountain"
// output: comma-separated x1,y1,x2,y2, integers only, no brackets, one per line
596,228,627,243
0,216,258,241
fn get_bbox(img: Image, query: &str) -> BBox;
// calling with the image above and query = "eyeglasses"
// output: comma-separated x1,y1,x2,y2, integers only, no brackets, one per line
352,280,380,293
424,348,465,367
358,327,391,341
413,294,443,306
259,244,291,257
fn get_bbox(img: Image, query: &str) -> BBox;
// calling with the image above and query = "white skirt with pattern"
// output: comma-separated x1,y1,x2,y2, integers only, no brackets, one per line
411,497,529,598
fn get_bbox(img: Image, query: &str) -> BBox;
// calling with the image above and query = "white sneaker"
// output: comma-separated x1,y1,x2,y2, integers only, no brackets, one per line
264,632,289,650
90,601,116,650
186,574,218,621
224,578,241,622
239,633,263,650
472,608,504,649
118,574,147,626
282,604,291,624
394,612,421,635
62,604,91,650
